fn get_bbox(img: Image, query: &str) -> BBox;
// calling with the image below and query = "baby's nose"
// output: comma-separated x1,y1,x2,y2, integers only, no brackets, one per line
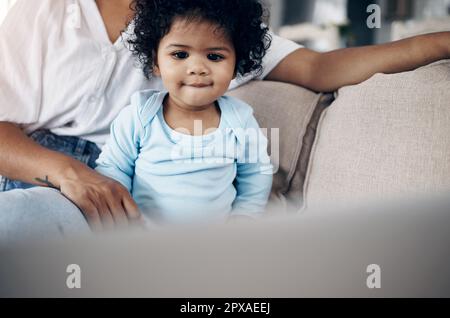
187,58,210,76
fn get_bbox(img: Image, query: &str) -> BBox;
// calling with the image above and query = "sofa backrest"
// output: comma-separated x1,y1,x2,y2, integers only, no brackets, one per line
226,81,332,213
302,60,450,211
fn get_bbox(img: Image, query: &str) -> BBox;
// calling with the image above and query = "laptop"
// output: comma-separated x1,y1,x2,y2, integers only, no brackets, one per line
1,193,449,297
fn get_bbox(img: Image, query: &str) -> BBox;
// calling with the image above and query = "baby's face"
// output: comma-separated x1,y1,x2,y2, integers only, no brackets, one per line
154,18,236,110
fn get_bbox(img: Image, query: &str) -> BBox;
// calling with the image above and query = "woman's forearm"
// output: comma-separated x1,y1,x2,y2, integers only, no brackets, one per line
0,122,142,230
311,32,449,92
0,122,77,189
267,32,450,93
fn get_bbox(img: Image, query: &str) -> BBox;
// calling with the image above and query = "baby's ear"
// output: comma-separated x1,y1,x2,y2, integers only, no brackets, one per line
232,69,238,80
152,64,161,76
152,52,161,76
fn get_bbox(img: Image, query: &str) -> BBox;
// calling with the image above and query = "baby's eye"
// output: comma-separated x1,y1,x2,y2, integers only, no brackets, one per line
207,53,224,61
172,51,189,59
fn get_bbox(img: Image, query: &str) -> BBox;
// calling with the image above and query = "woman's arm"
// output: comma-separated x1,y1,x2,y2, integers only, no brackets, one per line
0,122,141,231
266,31,450,92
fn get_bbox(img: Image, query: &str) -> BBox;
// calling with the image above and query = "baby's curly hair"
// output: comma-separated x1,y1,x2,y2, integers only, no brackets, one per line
128,0,272,79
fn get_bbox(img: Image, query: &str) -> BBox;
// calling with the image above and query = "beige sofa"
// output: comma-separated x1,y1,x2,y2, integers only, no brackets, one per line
227,60,450,214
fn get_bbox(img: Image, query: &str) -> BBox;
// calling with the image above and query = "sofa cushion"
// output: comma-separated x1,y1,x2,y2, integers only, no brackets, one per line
226,81,332,213
303,60,450,211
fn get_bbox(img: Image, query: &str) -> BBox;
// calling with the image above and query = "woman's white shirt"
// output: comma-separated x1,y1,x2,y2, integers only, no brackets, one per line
0,0,302,147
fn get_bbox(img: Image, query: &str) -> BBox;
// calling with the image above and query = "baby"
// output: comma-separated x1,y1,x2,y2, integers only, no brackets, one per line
95,0,273,225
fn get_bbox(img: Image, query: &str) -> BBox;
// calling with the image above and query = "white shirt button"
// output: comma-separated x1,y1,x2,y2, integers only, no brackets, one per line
102,47,116,59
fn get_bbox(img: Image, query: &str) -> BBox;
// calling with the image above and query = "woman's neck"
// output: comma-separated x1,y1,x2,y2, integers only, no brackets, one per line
95,0,134,44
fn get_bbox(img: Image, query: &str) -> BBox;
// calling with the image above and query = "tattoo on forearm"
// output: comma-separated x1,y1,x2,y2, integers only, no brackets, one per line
35,176,59,190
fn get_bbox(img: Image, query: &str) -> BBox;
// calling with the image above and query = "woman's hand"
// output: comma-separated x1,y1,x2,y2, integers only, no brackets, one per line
55,159,142,232
0,123,141,232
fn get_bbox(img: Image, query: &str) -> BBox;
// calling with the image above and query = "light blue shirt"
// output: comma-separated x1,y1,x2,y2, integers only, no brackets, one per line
95,90,273,224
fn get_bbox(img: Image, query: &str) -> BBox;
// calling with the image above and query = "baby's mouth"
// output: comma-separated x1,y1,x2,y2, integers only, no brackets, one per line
184,82,213,88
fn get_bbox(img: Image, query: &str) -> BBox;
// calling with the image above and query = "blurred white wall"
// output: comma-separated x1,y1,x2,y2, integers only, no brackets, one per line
263,0,285,33
0,0,17,25
312,0,348,26
414,0,450,19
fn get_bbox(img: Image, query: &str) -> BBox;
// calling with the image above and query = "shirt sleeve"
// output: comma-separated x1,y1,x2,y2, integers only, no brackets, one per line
0,0,48,125
231,115,273,217
229,31,303,90
95,105,143,192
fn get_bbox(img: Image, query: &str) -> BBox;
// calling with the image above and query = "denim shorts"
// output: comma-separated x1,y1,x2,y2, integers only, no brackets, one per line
0,130,101,192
